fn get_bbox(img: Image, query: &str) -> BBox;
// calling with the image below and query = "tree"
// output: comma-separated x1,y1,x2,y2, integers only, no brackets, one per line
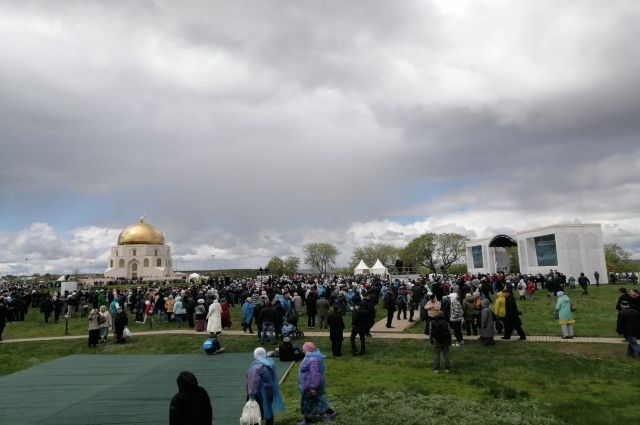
604,243,632,272
303,242,339,274
266,257,285,276
283,256,300,275
400,232,468,274
400,233,438,273
349,243,400,270
437,233,468,272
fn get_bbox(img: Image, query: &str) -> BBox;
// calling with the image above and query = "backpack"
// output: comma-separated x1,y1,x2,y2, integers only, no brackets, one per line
203,337,219,354
396,295,406,307
431,319,450,344
474,297,482,311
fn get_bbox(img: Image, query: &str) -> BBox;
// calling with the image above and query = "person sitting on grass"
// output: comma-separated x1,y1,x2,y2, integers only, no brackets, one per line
278,336,305,361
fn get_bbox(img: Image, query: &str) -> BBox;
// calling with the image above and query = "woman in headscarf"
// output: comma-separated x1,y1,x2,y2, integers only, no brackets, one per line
448,293,464,346
195,299,207,332
88,308,101,348
479,298,495,346
555,291,576,339
99,305,112,343
173,296,185,327
220,297,232,329
297,342,336,425
245,347,285,425
206,296,222,336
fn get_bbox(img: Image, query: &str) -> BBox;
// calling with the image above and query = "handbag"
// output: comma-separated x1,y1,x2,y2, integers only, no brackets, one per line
239,399,261,425
123,326,133,338
553,310,559,320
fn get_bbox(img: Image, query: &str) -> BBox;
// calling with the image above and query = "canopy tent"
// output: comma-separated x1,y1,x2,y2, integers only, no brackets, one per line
370,259,388,275
354,260,370,275
188,272,201,282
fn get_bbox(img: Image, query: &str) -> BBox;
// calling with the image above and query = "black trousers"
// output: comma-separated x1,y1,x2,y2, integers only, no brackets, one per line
350,328,366,354
503,319,526,339
331,337,343,356
88,329,100,347
307,313,316,327
386,310,394,327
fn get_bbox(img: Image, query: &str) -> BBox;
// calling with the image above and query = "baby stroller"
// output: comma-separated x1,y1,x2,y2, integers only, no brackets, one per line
282,312,305,340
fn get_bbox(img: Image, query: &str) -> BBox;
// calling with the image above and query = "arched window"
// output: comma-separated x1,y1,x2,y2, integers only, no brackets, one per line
110,259,113,268
154,249,158,256
119,259,125,268
156,258,162,267
132,263,138,272
132,249,137,256
143,258,149,267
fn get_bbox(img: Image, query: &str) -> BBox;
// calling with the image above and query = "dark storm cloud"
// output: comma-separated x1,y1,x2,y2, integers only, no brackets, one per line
1,1,640,274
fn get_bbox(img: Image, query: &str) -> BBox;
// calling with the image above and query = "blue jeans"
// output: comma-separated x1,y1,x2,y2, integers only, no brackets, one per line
261,322,274,344
626,336,640,357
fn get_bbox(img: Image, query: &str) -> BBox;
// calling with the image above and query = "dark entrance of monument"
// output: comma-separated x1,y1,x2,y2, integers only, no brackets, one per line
488,234,519,273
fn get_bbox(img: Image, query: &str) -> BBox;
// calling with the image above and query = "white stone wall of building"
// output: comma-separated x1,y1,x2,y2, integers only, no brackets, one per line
466,224,608,283
104,244,174,280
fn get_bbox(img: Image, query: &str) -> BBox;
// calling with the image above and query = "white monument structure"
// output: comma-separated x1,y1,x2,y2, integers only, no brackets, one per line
466,223,608,283
104,217,175,280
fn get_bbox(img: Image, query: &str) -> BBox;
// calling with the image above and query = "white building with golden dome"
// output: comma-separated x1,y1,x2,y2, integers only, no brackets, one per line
104,218,174,280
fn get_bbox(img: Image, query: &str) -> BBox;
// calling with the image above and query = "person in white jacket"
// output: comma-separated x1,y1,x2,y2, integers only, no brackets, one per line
206,297,222,336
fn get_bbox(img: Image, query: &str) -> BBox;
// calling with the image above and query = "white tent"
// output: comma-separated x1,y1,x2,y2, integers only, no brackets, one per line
370,259,388,275
353,260,370,275
188,273,201,282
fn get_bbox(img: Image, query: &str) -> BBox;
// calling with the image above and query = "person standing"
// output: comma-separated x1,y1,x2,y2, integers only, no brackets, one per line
502,291,526,340
194,299,207,331
88,308,101,348
306,289,318,329
594,271,600,288
99,305,112,343
616,300,640,358
246,347,285,425
173,296,185,327
555,291,576,339
349,303,369,356
206,296,222,336
316,295,330,330
114,306,128,344
297,342,336,424
429,311,452,373
0,296,7,341
169,371,213,425
578,273,590,295
242,297,255,333
327,306,344,357
479,299,495,345
448,293,464,346
40,296,53,323
382,287,396,328
493,291,506,334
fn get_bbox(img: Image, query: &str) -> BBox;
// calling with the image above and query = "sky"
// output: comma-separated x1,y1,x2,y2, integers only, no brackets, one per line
1,0,640,275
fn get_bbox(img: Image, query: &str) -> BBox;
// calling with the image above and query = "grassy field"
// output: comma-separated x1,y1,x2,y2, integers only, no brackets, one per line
405,284,624,336
1,334,638,425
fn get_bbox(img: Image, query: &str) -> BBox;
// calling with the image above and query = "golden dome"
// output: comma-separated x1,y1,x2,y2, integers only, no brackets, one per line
117,218,165,245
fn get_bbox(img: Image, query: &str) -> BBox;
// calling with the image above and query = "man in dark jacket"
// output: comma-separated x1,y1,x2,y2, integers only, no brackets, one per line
350,302,369,356
169,371,212,425
616,301,640,358
306,289,318,329
0,296,7,341
327,306,345,357
114,307,128,344
502,291,526,340
382,288,396,328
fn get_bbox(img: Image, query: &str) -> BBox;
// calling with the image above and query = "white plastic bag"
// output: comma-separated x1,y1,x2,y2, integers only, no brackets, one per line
123,326,132,338
239,399,261,425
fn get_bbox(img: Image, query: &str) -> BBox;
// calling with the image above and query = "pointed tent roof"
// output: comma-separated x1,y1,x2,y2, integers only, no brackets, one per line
370,259,388,274
354,260,371,275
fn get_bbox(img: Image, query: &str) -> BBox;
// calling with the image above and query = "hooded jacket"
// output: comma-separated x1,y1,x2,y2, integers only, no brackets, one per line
169,371,212,425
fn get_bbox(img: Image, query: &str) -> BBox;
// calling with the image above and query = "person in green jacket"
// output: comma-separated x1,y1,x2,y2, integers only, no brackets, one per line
555,291,575,339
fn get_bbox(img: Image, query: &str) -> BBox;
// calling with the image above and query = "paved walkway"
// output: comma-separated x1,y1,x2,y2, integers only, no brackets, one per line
1,326,625,345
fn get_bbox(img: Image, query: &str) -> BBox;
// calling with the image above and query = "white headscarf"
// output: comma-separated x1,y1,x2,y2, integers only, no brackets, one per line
253,347,267,359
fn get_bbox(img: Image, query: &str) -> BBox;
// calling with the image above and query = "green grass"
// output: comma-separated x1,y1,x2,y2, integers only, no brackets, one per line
2,334,637,425
406,284,624,336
